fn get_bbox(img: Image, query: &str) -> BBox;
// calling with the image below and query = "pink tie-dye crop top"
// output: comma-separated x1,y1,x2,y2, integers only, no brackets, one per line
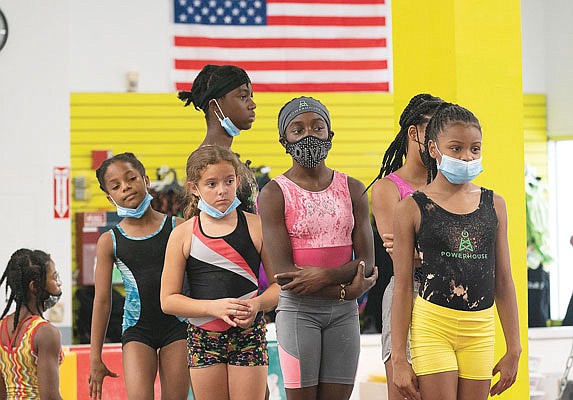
273,171,354,269
385,172,415,199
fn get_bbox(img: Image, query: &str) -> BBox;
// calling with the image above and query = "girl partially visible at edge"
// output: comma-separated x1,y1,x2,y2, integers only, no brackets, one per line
368,93,444,400
0,249,63,400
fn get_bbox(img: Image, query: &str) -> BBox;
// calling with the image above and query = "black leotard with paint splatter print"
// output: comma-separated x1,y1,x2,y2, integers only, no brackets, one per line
412,188,498,311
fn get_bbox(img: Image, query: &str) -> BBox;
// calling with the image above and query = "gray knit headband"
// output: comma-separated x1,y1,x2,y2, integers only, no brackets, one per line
278,97,331,137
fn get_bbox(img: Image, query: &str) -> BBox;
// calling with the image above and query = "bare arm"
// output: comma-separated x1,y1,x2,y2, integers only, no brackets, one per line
258,181,296,278
490,194,521,396
371,177,401,257
372,178,421,265
35,323,63,400
307,176,379,299
233,213,280,328
248,212,280,313
390,197,421,399
253,243,280,312
160,220,251,326
346,177,375,278
89,232,119,399
303,177,377,299
268,177,375,295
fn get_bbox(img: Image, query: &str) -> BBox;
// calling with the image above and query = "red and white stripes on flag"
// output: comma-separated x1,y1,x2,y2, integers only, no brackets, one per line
172,0,392,92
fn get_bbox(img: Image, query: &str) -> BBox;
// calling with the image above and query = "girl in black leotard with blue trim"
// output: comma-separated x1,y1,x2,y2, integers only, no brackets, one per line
89,153,189,400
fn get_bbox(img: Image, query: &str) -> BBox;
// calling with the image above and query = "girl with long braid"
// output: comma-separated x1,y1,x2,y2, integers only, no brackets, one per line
0,249,63,399
391,104,520,400
368,93,443,400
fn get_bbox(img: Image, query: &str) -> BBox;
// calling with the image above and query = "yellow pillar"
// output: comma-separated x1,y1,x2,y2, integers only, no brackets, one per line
60,346,77,399
392,1,529,399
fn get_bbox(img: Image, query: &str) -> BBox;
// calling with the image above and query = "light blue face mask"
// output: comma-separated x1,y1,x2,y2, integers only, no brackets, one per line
197,196,241,219
436,147,483,184
112,192,153,218
213,99,241,137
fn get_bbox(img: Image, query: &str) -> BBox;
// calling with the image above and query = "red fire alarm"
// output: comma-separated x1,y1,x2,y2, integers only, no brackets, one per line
91,150,113,170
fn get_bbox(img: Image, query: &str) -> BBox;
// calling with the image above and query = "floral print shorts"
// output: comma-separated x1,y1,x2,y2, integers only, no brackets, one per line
187,318,268,368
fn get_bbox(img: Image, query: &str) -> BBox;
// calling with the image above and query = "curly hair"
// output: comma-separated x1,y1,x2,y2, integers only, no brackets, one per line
183,145,242,219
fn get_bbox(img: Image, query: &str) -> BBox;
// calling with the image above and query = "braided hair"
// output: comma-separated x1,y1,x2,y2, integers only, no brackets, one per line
177,65,251,117
0,249,51,330
423,103,482,183
366,94,443,192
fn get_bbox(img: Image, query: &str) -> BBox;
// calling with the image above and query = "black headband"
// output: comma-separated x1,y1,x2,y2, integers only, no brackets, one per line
196,72,251,112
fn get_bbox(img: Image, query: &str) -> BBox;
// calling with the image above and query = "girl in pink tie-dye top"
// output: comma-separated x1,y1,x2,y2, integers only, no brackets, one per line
259,96,378,400
273,171,354,270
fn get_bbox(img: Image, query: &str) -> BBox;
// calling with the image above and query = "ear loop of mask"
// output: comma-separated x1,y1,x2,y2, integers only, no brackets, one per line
211,99,241,137
413,125,430,167
212,99,226,121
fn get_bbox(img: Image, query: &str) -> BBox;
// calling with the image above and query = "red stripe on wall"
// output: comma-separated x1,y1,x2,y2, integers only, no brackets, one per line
176,82,390,92
268,0,384,4
267,15,385,26
174,36,386,48
175,59,388,70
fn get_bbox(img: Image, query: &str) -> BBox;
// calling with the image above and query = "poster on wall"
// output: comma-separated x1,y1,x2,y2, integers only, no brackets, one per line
53,166,70,219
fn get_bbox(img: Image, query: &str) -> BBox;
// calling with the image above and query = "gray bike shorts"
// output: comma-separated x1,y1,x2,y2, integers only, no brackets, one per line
381,276,420,363
275,290,360,389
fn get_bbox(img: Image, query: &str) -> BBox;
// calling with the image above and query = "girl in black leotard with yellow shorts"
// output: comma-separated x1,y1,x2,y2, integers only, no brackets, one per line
391,104,521,400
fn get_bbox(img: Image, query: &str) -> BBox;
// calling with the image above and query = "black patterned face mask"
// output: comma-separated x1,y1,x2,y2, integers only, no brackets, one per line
43,292,62,311
285,135,332,168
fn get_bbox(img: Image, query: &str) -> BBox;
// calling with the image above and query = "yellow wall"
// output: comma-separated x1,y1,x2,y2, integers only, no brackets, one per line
69,92,394,276
70,92,546,271
524,94,548,181
70,92,545,205
60,348,77,399
392,1,529,398
70,92,393,211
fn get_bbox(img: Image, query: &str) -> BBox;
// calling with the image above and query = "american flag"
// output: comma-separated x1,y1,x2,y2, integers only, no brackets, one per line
172,0,391,92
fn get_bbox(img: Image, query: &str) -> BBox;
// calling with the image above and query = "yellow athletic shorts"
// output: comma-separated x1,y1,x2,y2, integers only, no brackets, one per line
410,296,494,380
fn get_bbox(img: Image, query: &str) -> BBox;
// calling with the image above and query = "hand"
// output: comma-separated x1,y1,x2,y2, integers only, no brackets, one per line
489,351,520,396
233,298,260,328
346,262,378,299
381,233,394,255
274,265,330,295
89,360,119,400
212,298,252,327
392,358,421,400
